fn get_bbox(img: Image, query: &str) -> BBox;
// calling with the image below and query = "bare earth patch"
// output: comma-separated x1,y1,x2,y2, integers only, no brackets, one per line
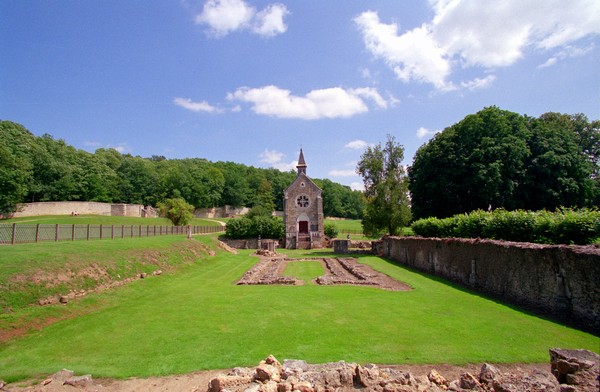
237,256,412,291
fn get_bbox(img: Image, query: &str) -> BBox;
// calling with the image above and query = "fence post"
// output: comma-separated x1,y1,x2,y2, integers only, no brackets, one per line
112,225,115,240
35,223,40,243
139,225,142,238
72,224,75,241
100,224,103,240
122,225,125,239
12,223,17,245
55,224,59,241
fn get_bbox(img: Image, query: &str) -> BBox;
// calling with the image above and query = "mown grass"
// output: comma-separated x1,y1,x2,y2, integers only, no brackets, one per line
283,260,325,283
1,214,222,226
0,236,597,382
324,219,413,238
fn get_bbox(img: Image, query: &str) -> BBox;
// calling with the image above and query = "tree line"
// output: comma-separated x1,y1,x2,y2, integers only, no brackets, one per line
356,107,598,236
0,120,364,218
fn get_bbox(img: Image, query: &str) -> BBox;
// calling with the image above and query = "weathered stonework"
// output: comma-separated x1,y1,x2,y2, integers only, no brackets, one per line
375,236,600,334
283,149,324,249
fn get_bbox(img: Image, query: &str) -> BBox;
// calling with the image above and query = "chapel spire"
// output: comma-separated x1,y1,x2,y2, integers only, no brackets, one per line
296,148,307,175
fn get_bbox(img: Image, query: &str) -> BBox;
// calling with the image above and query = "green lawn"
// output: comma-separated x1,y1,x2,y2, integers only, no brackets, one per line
324,219,413,238
1,214,222,226
0,236,597,382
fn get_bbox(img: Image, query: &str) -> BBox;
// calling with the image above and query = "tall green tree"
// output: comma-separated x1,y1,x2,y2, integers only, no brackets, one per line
357,135,411,236
409,107,597,219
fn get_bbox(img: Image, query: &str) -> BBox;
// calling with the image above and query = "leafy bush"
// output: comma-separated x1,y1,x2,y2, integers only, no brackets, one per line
324,222,338,238
225,216,284,239
157,197,194,226
411,208,599,245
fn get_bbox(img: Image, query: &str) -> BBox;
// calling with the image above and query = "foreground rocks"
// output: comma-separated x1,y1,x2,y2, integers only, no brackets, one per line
208,350,599,392
4,350,597,391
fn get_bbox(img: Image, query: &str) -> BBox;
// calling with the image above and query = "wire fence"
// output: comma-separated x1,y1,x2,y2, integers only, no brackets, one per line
0,223,225,245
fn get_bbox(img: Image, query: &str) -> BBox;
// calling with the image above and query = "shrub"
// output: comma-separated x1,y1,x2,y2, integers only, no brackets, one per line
410,208,599,245
225,216,284,239
324,223,338,238
157,197,194,226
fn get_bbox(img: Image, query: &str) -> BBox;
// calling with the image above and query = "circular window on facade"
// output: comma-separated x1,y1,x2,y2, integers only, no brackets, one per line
296,195,309,208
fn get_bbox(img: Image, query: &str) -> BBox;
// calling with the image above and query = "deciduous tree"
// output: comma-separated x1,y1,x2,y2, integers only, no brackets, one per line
357,134,411,236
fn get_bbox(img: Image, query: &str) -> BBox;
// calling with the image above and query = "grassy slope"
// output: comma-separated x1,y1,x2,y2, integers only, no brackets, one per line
0,236,597,382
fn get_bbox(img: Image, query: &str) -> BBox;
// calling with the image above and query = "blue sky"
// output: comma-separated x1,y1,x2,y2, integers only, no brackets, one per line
2,0,599,190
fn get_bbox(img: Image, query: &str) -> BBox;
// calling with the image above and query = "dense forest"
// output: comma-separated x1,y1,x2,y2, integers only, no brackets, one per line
0,121,364,218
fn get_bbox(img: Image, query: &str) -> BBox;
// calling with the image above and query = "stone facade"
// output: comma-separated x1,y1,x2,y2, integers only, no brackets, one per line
283,149,324,249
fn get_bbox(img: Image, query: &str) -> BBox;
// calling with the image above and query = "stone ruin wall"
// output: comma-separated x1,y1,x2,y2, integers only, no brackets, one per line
374,236,600,334
6,201,158,218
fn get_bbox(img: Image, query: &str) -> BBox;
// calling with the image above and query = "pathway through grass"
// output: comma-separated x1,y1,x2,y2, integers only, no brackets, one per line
0,239,597,382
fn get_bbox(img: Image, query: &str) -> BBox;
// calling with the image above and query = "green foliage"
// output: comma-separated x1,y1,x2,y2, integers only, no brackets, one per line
324,222,338,238
157,197,194,226
0,121,362,219
411,208,600,245
357,135,412,236
225,216,284,239
409,107,598,219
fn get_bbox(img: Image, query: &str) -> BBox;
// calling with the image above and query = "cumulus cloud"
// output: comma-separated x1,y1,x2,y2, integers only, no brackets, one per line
228,85,392,119
355,0,600,90
253,3,289,37
344,140,370,150
196,0,288,37
416,127,439,139
173,97,223,113
259,149,297,171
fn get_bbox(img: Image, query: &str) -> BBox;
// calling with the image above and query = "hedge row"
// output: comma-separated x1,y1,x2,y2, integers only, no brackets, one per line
411,208,600,245
225,216,284,239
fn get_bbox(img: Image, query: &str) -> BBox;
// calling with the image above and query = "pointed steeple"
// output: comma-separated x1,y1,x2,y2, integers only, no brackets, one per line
296,148,307,175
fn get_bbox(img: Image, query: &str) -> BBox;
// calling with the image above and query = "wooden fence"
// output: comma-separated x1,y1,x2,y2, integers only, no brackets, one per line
0,224,225,245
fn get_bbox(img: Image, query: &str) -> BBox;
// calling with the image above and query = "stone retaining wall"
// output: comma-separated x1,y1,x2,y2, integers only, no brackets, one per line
374,236,600,333
6,201,158,218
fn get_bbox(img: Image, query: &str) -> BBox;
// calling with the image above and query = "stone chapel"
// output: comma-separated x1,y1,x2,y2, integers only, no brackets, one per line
283,149,324,249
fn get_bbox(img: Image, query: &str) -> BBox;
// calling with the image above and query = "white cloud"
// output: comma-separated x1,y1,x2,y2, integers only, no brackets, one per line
253,3,289,37
344,140,369,150
350,182,364,191
329,169,357,177
416,127,439,139
460,75,497,91
228,85,392,119
195,0,288,37
538,44,594,68
259,149,297,171
355,0,600,90
354,11,452,90
173,97,223,113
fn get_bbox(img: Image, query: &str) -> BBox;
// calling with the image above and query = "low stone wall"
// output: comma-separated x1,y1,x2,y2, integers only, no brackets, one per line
6,201,157,218
194,206,283,218
375,236,600,334
194,206,250,218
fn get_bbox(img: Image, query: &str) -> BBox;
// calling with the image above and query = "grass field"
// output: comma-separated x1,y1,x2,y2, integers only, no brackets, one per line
0,235,597,382
1,214,223,226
